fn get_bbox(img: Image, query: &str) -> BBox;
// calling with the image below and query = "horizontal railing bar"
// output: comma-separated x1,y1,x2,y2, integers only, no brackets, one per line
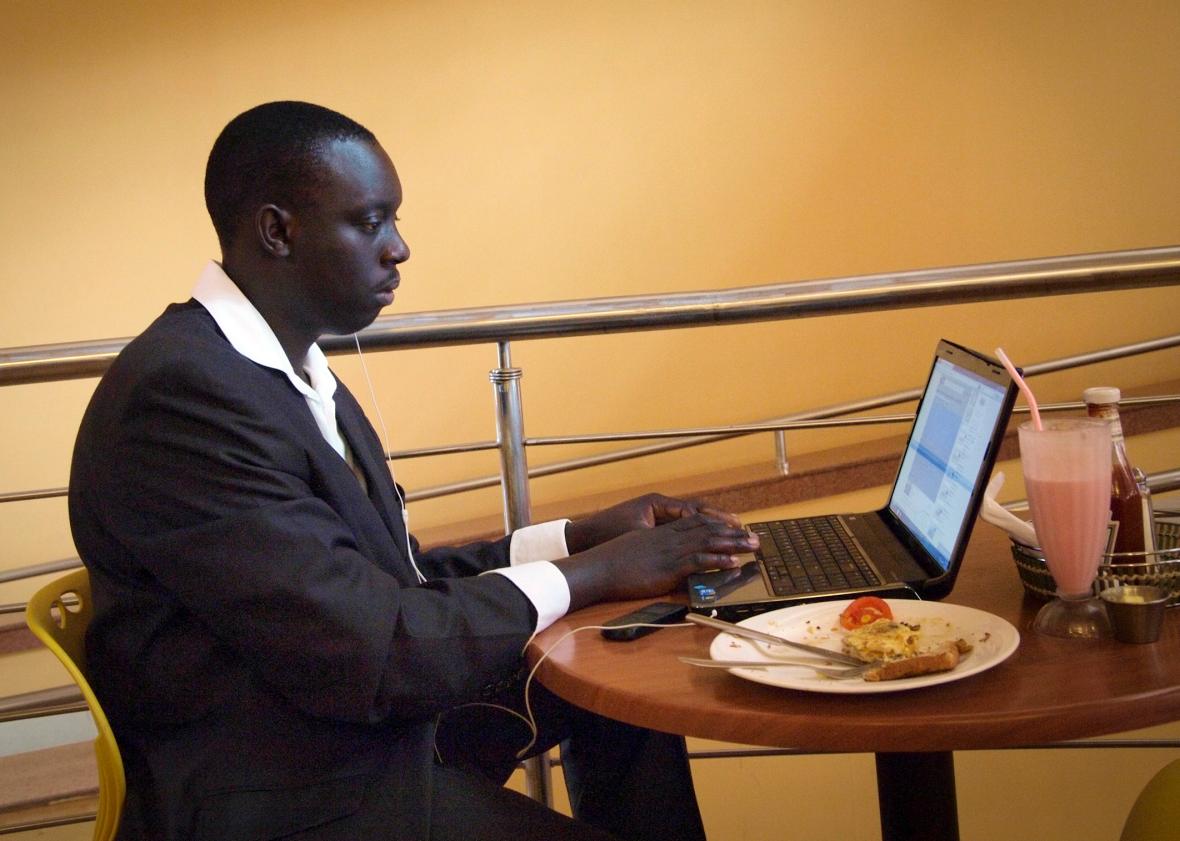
399,335,1177,498
0,699,89,722
0,685,85,722
1146,469,1180,495
4,247,1180,387
0,417,911,504
1020,333,1180,376
0,814,97,836
399,387,945,482
521,396,1179,447
393,419,919,473
2,337,1176,506
2,390,1177,508
0,558,80,584
14,470,1171,632
393,440,500,459
7,404,1166,510
283,248,1180,350
525,414,914,446
1,321,1176,502
403,420,920,502
410,457,1180,511
0,488,65,504
401,392,1179,503
0,472,1151,590
0,487,62,503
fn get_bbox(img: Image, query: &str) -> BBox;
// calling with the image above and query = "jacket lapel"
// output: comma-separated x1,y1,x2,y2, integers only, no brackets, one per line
332,385,413,558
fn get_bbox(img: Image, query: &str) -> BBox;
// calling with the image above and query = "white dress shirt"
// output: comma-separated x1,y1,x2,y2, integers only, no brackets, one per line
192,261,571,631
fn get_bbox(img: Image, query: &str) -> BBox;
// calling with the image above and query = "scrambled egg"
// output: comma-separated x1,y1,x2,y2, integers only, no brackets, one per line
842,619,922,662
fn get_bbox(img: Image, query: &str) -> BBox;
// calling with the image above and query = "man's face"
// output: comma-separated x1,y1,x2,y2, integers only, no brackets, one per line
286,138,410,337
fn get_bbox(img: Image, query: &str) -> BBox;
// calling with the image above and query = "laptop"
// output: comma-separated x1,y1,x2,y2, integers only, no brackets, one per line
687,339,1018,620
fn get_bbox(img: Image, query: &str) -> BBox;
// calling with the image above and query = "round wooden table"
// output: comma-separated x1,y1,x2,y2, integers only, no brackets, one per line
527,525,1180,841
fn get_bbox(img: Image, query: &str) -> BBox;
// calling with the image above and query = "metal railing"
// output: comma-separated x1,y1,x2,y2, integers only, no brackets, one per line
6,245,1180,387
4,245,1180,506
3,245,1180,806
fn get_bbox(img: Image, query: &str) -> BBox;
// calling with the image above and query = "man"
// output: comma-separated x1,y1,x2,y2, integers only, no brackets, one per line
69,101,758,841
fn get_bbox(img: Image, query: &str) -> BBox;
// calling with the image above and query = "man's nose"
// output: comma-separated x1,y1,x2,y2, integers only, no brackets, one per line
382,232,410,266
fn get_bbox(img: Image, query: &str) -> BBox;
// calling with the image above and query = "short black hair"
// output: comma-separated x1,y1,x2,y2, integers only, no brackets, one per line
204,101,377,250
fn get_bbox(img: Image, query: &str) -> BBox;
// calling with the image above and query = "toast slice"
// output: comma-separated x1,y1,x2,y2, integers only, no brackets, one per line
862,641,961,682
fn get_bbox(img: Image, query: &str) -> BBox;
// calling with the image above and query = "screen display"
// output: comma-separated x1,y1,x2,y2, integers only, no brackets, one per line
888,358,1008,570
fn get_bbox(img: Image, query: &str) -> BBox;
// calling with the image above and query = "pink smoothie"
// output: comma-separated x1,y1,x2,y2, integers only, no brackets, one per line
1025,475,1110,595
1019,419,1112,597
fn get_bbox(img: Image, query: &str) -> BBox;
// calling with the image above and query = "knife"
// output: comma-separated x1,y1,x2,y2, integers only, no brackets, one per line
686,612,867,666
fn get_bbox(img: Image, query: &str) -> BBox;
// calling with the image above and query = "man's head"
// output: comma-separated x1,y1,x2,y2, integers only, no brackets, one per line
206,102,410,347
205,101,377,252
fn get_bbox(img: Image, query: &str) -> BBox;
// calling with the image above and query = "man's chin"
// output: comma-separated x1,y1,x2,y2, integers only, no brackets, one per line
327,314,382,337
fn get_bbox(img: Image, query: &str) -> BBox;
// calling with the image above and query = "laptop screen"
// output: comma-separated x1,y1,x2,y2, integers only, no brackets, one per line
888,356,1010,570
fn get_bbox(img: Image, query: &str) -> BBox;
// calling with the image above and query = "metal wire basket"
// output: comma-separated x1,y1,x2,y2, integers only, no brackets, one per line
1010,519,1180,606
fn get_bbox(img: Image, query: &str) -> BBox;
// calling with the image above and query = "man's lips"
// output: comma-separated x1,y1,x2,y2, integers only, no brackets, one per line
376,275,399,304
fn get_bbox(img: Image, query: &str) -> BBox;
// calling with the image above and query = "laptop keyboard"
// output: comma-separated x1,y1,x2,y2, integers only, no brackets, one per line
750,516,882,596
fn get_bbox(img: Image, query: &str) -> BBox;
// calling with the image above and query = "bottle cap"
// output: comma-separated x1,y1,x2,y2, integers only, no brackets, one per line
1083,386,1121,405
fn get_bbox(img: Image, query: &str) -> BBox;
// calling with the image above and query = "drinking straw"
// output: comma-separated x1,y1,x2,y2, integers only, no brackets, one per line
996,347,1042,431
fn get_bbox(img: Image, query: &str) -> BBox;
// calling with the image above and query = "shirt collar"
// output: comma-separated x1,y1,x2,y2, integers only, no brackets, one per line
191,260,336,403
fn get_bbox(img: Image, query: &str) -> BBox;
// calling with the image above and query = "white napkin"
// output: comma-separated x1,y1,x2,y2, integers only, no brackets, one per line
980,471,1039,548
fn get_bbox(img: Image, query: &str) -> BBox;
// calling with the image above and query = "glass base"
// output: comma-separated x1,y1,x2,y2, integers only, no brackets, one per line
1033,592,1112,640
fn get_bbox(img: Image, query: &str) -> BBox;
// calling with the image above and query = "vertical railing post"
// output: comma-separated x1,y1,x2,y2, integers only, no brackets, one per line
489,341,552,806
775,429,790,476
490,341,533,533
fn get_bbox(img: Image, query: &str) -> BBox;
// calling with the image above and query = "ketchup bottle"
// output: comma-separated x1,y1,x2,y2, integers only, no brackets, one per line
1083,387,1156,561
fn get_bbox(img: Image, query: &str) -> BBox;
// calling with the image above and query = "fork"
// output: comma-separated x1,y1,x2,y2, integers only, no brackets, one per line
685,613,866,666
678,656,877,679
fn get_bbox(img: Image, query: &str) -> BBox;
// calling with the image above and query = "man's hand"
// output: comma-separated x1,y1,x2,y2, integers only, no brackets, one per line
555,510,759,612
564,493,742,555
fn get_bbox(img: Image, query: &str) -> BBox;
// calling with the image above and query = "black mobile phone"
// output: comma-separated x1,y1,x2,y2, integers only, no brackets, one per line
600,601,689,641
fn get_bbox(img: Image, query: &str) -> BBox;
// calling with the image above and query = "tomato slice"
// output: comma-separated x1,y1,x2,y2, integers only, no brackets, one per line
839,596,894,630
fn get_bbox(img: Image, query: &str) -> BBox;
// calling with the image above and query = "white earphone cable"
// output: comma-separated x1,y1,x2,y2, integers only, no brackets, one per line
441,622,692,760
354,334,426,583
350,341,691,757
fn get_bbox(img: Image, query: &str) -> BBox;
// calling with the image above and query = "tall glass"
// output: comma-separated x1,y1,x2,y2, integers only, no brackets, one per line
1018,418,1113,639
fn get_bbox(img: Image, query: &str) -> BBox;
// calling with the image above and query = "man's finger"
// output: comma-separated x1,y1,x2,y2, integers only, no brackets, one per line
650,496,700,523
668,512,710,532
689,552,743,571
697,505,743,528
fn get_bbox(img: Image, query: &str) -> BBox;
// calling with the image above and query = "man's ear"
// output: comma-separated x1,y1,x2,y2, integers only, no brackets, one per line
256,204,293,257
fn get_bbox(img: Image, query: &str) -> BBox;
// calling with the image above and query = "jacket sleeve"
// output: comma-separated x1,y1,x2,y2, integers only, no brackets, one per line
72,348,538,727
411,535,513,579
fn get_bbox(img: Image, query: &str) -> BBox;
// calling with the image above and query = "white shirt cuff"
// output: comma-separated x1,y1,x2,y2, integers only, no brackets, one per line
489,520,572,632
509,519,571,564
488,562,570,633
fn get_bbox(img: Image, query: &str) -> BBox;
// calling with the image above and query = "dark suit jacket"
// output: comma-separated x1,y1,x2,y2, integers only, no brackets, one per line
68,300,539,840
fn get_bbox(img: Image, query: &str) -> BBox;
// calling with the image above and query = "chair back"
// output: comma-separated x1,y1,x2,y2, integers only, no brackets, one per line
1121,758,1180,841
25,568,125,841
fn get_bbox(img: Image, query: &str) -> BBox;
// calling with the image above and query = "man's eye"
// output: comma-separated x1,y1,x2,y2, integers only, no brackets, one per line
359,220,381,233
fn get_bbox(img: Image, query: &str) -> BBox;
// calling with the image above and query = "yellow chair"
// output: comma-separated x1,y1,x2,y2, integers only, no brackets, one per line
25,567,125,841
1121,758,1180,841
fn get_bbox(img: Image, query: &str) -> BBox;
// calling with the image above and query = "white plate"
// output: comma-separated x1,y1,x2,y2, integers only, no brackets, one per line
707,599,1020,694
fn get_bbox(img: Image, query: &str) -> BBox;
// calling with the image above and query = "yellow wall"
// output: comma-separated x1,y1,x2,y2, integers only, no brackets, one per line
5,8,1180,839
2,0,1180,581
